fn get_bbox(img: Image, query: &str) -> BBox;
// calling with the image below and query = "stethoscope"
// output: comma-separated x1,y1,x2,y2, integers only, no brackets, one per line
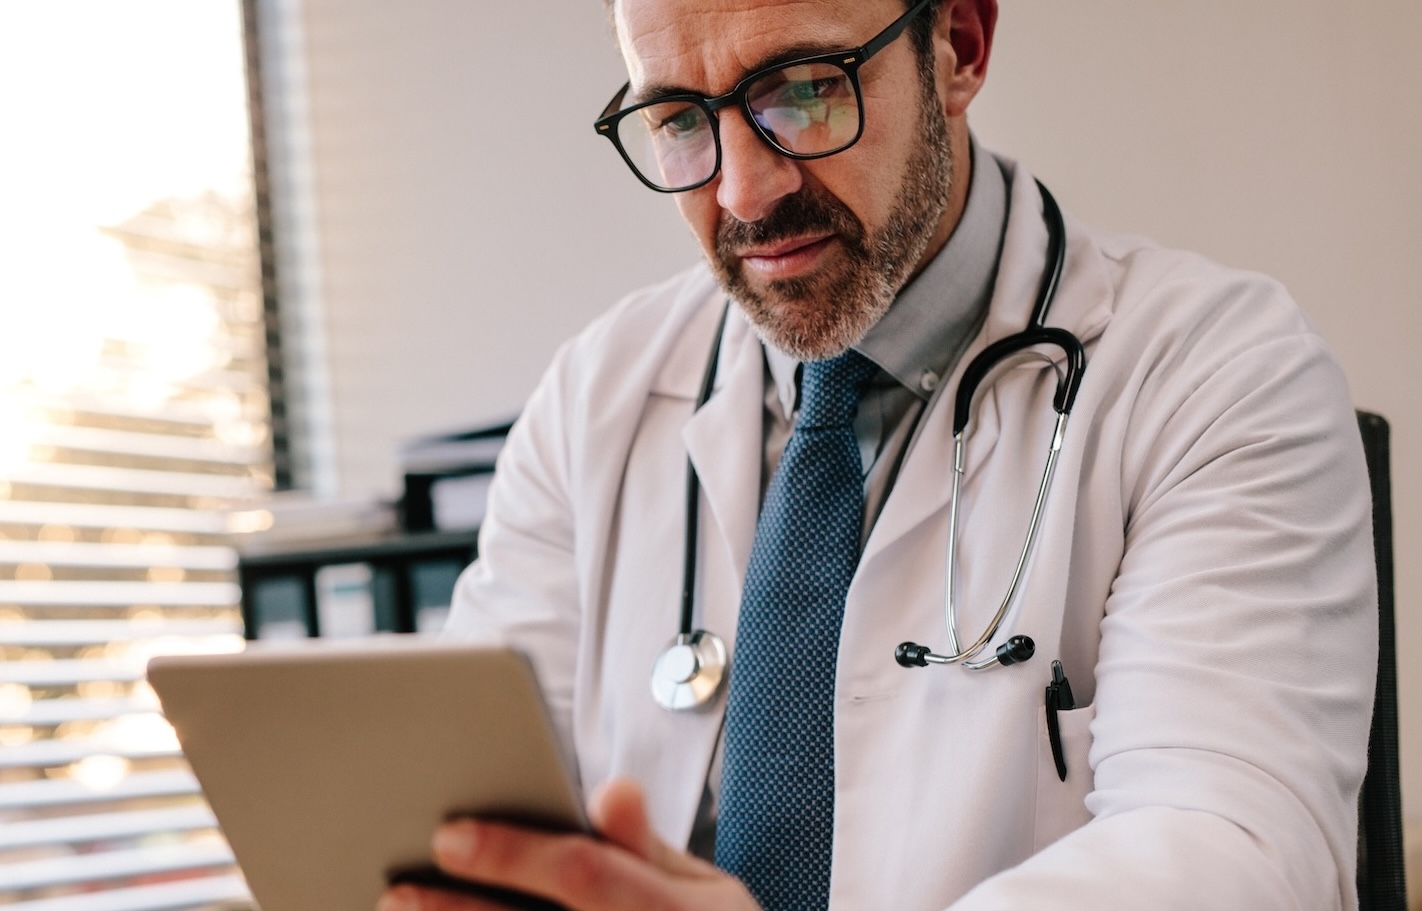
651,181,1087,712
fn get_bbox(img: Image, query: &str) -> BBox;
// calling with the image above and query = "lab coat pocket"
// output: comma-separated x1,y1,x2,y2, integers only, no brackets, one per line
1033,702,1095,852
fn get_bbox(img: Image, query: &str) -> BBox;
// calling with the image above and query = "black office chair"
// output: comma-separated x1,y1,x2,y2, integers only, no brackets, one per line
1355,411,1408,911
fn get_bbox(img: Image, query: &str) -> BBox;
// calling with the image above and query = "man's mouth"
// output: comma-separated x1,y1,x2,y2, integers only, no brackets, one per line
737,233,837,279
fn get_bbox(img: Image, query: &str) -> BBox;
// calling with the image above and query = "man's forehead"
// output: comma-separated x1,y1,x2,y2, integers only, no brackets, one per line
612,0,890,95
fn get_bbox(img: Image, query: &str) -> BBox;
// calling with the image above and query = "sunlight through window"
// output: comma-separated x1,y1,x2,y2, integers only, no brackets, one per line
0,3,272,907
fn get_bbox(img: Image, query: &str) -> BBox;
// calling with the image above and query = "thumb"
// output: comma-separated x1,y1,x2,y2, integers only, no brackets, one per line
587,777,708,875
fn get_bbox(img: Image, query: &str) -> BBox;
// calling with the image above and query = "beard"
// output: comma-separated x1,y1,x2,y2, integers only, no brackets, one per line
709,74,953,362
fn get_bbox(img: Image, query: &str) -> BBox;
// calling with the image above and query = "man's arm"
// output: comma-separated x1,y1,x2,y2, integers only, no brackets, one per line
946,276,1377,908
441,337,585,736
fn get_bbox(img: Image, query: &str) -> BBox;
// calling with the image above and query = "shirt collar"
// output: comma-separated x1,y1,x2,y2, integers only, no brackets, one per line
766,135,1008,414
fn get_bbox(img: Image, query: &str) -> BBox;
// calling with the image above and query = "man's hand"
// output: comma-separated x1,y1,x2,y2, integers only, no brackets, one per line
377,778,761,911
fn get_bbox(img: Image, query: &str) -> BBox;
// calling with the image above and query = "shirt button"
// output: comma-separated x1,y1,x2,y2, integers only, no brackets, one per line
920,370,940,393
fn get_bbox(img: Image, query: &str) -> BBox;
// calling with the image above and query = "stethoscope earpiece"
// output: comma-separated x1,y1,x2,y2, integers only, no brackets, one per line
895,635,1036,670
895,642,932,667
996,635,1036,666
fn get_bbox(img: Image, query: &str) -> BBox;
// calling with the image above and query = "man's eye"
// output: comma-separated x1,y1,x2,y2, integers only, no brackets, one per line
784,77,843,104
658,107,705,136
786,80,818,102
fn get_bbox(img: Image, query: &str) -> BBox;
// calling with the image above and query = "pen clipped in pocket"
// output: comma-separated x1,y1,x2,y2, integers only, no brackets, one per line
1033,698,1095,852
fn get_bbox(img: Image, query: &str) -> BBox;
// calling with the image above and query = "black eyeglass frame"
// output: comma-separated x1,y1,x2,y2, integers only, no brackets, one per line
593,0,935,193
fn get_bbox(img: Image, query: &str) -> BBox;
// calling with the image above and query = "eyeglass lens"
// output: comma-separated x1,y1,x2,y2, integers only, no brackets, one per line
615,61,861,191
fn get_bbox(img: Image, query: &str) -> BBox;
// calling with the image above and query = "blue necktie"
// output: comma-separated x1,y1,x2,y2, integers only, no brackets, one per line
715,349,878,911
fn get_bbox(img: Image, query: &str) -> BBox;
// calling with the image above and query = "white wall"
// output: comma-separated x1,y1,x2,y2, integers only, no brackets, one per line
280,0,1420,836
288,0,695,496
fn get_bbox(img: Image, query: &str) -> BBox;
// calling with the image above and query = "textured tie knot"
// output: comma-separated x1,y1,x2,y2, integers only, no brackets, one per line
797,349,877,430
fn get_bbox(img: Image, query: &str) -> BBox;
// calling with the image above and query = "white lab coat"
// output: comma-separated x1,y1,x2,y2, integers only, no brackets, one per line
447,159,1376,910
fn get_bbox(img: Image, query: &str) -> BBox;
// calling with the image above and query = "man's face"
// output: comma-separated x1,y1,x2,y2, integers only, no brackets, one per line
613,0,955,361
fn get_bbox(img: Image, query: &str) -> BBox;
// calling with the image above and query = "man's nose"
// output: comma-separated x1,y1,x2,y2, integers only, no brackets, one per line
714,114,803,224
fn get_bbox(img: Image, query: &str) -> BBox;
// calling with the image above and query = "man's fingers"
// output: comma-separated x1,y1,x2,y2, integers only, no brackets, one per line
429,809,737,911
415,781,755,911
585,779,659,861
587,778,716,877
586,778,650,854
432,818,638,910
377,883,505,911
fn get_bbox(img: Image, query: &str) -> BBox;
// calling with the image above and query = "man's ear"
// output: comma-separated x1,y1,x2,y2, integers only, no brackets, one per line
933,0,997,118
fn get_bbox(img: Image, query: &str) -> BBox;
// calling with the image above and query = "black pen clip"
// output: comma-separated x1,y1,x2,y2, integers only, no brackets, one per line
1044,659,1075,782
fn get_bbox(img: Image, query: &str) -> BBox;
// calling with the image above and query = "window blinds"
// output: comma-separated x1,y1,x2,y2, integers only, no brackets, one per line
0,4,272,908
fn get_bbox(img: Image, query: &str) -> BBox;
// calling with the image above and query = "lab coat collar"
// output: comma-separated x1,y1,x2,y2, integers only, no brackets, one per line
976,156,1114,349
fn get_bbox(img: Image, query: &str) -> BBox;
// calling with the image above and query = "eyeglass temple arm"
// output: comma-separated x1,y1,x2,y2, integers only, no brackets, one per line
596,83,631,124
862,0,936,59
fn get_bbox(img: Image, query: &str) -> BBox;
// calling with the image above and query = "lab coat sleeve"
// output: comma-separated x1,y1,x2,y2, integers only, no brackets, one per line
442,266,718,756
949,266,1376,909
444,336,583,740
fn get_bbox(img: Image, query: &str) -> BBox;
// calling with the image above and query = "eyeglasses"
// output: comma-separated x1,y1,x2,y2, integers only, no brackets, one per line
593,0,934,193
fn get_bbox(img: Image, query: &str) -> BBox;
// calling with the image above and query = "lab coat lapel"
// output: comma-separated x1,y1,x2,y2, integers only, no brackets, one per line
678,309,763,614
631,299,760,845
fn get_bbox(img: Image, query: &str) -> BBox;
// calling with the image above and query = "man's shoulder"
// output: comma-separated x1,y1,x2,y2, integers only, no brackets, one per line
1065,219,1352,435
991,156,1315,356
1078,220,1319,350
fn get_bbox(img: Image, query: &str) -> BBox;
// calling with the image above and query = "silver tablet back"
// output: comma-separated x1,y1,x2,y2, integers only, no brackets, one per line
148,639,585,911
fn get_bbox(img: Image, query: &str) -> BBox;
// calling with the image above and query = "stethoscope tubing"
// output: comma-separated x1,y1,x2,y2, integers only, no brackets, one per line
931,180,1084,669
942,411,1067,669
678,306,730,643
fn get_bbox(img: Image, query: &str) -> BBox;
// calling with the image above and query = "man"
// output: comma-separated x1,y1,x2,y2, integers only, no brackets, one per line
380,0,1376,909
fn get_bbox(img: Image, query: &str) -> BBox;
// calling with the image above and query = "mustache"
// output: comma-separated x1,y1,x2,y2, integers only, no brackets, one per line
716,189,864,256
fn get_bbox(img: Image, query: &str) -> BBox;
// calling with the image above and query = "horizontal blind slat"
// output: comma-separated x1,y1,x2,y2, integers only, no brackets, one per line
0,698,157,726
5,464,259,499
0,842,235,893
0,806,219,851
0,580,239,607
0,661,146,686
0,619,242,647
29,426,263,467
0,542,238,571
0,502,229,535
0,739,181,770
2,873,249,911
0,770,201,811
29,394,242,429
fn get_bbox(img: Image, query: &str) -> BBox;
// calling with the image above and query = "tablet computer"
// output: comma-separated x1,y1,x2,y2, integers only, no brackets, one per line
147,639,587,911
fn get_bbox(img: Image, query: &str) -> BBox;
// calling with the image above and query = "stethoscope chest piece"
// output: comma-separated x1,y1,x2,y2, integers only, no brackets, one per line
650,629,728,711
